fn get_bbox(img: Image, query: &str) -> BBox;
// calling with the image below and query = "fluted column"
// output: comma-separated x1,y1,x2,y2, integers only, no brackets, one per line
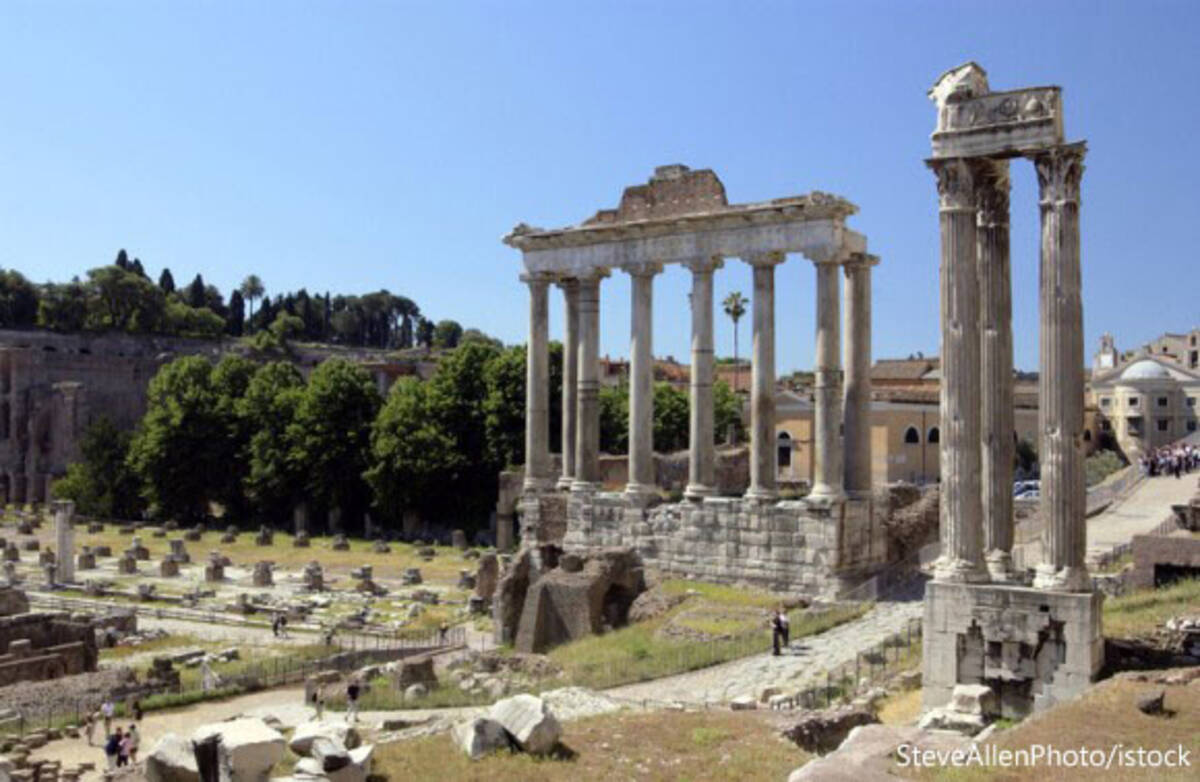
745,252,783,501
625,263,661,501
522,273,554,491
684,257,722,499
572,270,606,491
557,279,580,489
977,160,1016,580
810,261,845,502
842,254,877,497
1032,144,1089,591
928,158,986,582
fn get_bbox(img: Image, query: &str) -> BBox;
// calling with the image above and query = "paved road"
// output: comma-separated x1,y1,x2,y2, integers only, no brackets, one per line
1087,473,1198,559
607,599,924,706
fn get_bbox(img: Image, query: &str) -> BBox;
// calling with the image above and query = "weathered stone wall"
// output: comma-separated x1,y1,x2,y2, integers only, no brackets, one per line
561,491,848,594
0,610,98,682
1130,534,1200,590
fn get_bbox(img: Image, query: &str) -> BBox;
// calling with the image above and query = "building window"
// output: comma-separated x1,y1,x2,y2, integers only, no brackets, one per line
1156,419,1169,432
777,432,792,469
904,426,920,444
1188,421,1197,432
1129,397,1139,406
1100,396,1111,408
1157,396,1168,407
927,426,940,444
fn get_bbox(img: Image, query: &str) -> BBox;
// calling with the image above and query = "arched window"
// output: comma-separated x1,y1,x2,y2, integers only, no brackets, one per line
777,431,792,469
903,426,920,444
1083,429,1092,442
927,426,940,444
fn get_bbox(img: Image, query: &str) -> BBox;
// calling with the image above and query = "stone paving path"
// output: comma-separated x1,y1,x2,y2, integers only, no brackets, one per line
607,598,924,706
1087,473,1198,559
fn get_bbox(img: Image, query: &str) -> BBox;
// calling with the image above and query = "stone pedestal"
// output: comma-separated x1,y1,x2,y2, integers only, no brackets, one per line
922,582,1102,718
128,538,150,561
252,561,273,587
117,556,137,575
168,539,190,563
159,558,179,577
76,548,95,571
451,529,468,550
53,500,75,584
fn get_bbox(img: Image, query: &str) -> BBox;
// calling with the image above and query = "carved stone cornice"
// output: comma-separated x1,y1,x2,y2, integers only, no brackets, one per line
1032,143,1086,206
842,252,880,273
975,159,1011,227
927,157,978,213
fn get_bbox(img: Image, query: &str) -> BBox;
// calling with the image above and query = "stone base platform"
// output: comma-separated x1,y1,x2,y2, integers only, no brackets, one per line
922,581,1103,719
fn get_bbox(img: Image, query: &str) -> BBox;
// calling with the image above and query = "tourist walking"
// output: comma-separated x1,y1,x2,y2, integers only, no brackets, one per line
777,606,791,648
132,699,143,722
100,699,114,735
104,728,122,771
346,679,361,724
771,612,784,656
125,724,140,764
84,714,95,747
313,684,325,720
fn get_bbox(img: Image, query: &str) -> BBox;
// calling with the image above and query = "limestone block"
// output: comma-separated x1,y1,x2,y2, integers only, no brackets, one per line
488,694,561,755
144,733,200,782
191,718,284,782
451,717,510,760
392,656,437,689
950,684,997,717
311,736,352,772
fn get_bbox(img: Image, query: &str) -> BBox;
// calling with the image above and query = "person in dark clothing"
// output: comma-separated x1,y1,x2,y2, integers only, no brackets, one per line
104,728,122,770
346,679,362,723
771,612,783,656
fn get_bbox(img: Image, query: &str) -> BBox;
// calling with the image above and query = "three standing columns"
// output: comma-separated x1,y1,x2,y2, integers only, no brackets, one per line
929,158,987,583
842,254,876,497
572,271,605,491
810,261,845,502
977,161,1016,580
522,273,554,491
556,280,580,489
745,252,783,500
685,257,722,498
1032,144,1089,591
625,263,662,500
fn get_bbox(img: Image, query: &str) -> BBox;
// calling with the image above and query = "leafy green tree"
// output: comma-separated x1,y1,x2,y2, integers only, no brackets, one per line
37,281,88,332
85,265,165,332
158,268,176,294
288,359,381,530
652,382,690,452
164,298,224,338
126,356,225,521
187,274,206,309
366,378,457,522
51,417,144,519
599,381,629,454
129,258,148,279
713,378,745,444
0,270,39,327
416,317,434,348
482,342,563,469
432,319,463,349
114,249,130,270
240,362,306,522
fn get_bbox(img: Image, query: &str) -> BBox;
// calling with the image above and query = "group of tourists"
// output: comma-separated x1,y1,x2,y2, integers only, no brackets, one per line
310,677,363,723
1140,443,1199,478
84,699,141,771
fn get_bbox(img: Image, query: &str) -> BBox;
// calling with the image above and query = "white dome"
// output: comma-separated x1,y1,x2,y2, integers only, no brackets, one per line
1120,360,1171,381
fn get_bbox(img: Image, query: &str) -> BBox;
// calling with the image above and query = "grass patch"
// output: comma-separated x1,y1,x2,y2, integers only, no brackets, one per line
371,708,808,781
1103,578,1200,638
877,688,923,725
98,633,207,661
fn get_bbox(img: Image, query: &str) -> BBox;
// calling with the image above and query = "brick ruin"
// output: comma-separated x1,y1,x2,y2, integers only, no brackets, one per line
0,586,97,688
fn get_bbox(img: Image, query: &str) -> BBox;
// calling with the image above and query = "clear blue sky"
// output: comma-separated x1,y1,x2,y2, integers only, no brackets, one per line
3,1,1197,372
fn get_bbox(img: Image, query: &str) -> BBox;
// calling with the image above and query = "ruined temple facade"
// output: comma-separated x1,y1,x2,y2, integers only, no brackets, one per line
0,330,223,504
922,64,1102,718
504,165,887,595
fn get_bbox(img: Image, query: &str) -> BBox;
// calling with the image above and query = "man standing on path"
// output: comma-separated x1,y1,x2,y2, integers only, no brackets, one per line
100,699,114,735
346,678,361,724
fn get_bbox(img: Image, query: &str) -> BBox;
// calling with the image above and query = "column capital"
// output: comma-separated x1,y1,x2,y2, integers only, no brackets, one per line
682,255,724,274
1031,142,1086,205
974,159,1011,227
622,261,663,278
842,252,880,273
519,271,555,287
742,251,785,268
575,267,611,283
926,156,979,212
554,277,580,292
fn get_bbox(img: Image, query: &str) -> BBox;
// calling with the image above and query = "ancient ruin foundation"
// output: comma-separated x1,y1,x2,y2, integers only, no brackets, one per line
504,165,887,594
921,63,1102,717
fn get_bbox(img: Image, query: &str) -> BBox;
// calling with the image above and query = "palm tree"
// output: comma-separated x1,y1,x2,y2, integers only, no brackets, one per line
722,291,748,393
239,275,265,333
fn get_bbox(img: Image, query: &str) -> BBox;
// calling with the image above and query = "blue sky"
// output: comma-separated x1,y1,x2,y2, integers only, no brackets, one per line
2,1,1197,372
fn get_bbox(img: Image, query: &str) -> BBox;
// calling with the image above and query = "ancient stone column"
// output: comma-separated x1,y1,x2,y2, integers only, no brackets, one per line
54,500,75,584
810,260,845,502
842,254,877,497
1032,144,1090,592
684,257,722,499
572,271,606,490
557,279,580,489
976,160,1016,580
745,252,783,500
625,263,662,501
928,158,986,582
522,273,554,491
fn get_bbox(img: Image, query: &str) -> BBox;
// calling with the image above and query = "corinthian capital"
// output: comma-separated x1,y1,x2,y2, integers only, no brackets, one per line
927,157,978,212
1032,143,1086,205
974,159,1011,227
